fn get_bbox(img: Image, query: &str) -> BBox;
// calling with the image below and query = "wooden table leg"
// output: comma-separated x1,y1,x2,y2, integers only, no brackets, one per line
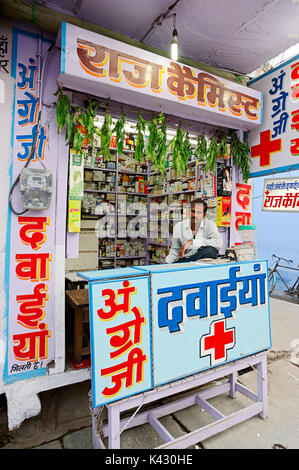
74,307,83,364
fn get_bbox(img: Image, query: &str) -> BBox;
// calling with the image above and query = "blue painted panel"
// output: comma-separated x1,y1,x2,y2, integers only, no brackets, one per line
61,21,66,74
132,261,212,273
85,261,271,406
77,267,145,281
3,28,54,385
89,275,153,408
150,260,271,386
252,170,299,291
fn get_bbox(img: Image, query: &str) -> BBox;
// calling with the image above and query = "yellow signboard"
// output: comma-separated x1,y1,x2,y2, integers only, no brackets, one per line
68,199,81,232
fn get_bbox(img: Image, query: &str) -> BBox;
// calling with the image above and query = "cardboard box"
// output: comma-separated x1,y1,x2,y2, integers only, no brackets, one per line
234,244,256,261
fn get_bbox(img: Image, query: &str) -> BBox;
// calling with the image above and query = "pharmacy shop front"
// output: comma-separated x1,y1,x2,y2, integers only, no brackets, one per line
3,21,270,446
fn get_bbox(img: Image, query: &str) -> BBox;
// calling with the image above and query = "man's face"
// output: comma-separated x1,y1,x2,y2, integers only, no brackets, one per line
190,203,205,230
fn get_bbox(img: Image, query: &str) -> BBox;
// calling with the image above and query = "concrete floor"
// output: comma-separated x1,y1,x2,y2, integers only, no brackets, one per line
1,297,298,450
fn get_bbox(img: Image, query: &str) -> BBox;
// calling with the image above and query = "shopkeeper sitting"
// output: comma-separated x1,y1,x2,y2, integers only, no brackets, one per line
165,198,223,263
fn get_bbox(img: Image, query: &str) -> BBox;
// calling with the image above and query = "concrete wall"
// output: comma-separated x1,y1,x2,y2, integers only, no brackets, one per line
0,18,85,432
0,15,260,432
65,220,98,272
252,169,299,293
0,17,14,387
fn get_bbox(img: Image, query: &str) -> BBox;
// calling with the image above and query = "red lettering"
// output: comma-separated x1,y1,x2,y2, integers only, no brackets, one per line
291,138,299,156
291,61,299,81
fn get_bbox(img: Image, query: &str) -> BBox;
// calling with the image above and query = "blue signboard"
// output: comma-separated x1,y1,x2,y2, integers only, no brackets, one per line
87,275,153,408
147,260,271,386
79,260,271,407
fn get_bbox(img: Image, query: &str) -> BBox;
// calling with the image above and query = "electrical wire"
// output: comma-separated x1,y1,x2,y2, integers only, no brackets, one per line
114,395,145,440
140,0,181,43
9,110,41,216
9,39,55,216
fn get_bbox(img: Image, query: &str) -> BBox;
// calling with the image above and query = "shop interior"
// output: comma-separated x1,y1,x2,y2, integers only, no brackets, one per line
64,91,235,370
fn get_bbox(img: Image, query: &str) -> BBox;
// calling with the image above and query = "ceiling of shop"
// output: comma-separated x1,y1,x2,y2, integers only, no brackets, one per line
16,0,299,74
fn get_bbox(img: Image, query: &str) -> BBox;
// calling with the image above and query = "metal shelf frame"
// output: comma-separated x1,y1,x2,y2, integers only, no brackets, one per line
92,351,268,449
83,140,229,267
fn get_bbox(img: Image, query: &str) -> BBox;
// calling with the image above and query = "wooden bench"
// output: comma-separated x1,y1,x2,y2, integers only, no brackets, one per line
65,289,90,364
65,272,88,290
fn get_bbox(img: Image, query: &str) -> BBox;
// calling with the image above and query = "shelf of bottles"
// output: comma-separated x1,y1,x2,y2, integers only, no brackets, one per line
147,147,223,263
81,125,149,269
79,113,231,268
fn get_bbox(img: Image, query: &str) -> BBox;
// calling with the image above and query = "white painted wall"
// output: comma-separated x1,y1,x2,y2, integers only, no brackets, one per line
0,17,14,392
0,19,90,431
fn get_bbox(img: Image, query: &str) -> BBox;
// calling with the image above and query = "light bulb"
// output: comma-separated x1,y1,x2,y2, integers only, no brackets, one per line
171,39,178,61
171,28,178,62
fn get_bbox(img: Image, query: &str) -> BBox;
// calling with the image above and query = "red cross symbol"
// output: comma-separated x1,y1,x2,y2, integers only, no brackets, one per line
200,319,235,366
251,129,281,167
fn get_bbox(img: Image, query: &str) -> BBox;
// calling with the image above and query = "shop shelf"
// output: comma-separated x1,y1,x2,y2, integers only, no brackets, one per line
148,159,201,175
118,169,147,176
148,241,168,247
84,189,116,194
118,191,148,197
84,166,116,172
149,190,195,197
117,255,146,259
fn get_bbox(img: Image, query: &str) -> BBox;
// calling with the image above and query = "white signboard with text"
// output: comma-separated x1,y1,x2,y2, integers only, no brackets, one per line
58,22,262,131
262,176,299,212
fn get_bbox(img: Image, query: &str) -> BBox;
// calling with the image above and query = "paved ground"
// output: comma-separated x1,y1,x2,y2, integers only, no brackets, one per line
1,296,298,450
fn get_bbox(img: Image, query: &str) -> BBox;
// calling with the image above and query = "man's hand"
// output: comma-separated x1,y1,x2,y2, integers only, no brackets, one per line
179,240,193,258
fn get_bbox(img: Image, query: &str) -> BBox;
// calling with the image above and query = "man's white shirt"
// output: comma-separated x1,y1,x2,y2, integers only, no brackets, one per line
165,218,223,263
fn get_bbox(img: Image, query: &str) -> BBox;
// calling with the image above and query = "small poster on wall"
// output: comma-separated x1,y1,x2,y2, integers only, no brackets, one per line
69,149,84,200
217,164,233,196
216,196,232,226
68,199,82,232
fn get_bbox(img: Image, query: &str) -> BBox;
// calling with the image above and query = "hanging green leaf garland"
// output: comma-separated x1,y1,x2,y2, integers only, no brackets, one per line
230,130,252,183
182,131,191,171
85,101,100,148
72,107,86,156
134,111,147,161
170,123,191,177
99,105,113,161
218,134,228,158
54,85,100,156
54,85,73,144
155,113,169,175
54,85,253,180
146,114,159,162
205,136,219,172
73,100,100,152
170,123,182,177
112,106,126,154
194,134,208,162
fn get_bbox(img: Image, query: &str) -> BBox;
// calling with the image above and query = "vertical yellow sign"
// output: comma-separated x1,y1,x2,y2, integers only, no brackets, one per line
68,200,81,232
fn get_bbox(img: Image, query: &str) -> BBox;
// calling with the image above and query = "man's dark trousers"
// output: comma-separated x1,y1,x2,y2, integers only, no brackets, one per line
176,245,218,263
